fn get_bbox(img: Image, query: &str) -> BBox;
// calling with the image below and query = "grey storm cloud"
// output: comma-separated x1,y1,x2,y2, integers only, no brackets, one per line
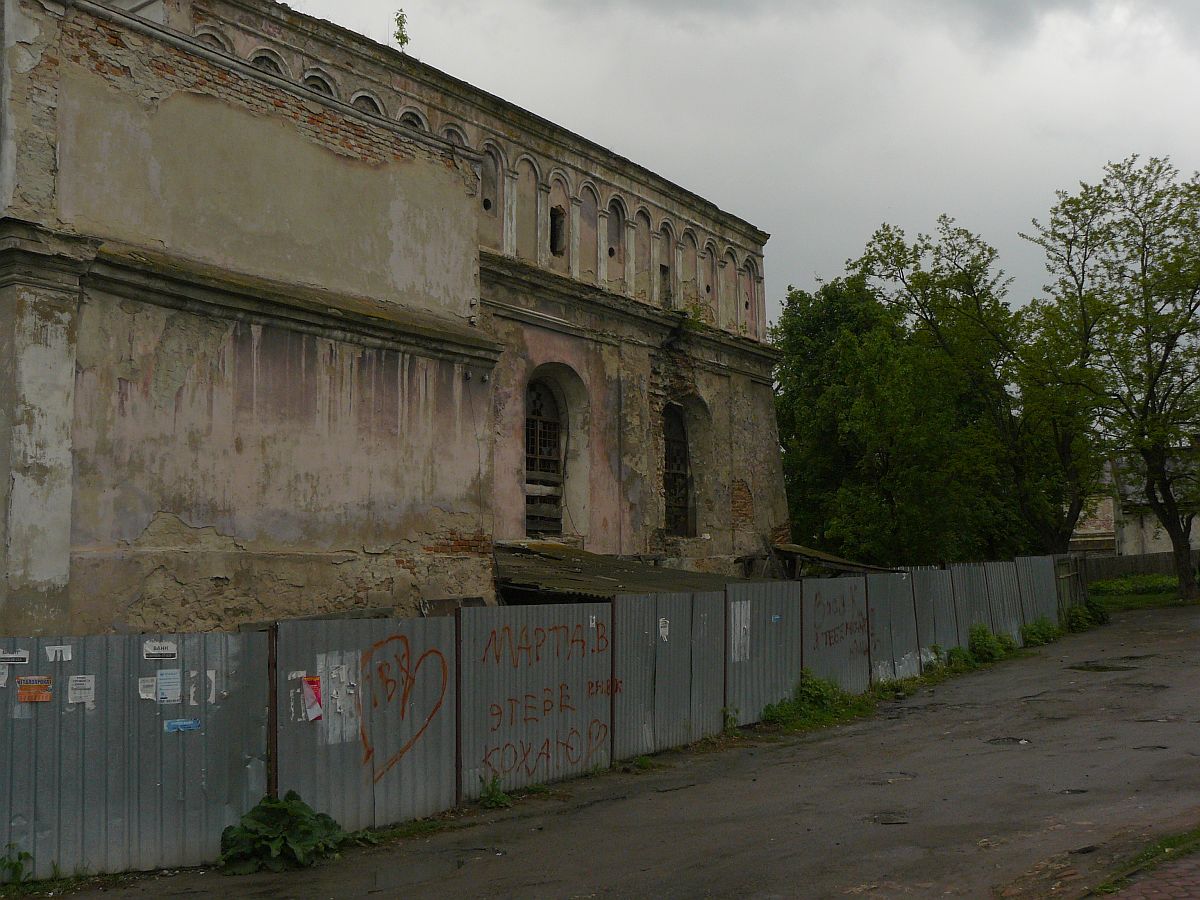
525,0,1200,45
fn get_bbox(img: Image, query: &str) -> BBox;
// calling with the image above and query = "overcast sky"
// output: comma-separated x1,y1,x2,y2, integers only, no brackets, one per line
290,0,1200,324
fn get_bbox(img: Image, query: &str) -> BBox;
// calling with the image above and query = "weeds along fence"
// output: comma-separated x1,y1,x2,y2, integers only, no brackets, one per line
1,554,1069,882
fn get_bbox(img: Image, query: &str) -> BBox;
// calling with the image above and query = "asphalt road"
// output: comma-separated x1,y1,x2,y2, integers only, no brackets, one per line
77,605,1200,899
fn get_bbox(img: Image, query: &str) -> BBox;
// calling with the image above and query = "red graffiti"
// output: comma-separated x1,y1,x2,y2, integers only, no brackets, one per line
587,678,623,697
488,683,576,732
357,634,448,784
480,718,609,778
479,621,609,668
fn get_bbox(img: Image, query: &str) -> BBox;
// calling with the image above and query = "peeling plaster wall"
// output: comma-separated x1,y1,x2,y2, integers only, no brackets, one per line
65,289,496,634
53,48,478,321
0,3,498,634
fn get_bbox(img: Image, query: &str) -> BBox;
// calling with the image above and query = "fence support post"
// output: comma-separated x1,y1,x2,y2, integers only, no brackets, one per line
266,621,279,799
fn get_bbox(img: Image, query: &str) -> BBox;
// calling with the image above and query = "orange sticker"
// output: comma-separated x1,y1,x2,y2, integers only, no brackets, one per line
16,675,52,703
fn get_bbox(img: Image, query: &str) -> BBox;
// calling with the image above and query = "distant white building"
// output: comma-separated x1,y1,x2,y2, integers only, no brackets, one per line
1071,456,1199,556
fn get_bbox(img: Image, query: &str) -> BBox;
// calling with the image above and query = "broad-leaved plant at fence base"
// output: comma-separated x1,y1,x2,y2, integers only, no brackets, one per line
220,791,365,875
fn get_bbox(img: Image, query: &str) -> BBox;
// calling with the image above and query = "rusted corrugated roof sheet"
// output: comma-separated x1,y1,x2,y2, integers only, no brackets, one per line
771,543,899,574
495,541,741,600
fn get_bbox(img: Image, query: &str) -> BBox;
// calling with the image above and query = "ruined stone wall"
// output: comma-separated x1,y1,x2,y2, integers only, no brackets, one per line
0,2,500,634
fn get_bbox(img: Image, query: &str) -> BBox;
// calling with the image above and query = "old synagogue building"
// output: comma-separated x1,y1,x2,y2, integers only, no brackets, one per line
0,0,787,634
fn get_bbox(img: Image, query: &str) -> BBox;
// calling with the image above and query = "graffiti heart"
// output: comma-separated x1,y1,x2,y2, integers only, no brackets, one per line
357,634,449,784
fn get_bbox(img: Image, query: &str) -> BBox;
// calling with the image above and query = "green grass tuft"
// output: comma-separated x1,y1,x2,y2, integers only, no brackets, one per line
760,670,877,732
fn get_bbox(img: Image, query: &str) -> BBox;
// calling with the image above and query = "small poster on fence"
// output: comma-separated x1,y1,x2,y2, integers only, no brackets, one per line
302,675,323,721
16,675,52,702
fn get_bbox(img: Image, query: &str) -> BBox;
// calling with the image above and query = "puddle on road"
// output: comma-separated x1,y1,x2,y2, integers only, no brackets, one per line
1118,682,1171,692
869,812,910,825
1067,662,1138,672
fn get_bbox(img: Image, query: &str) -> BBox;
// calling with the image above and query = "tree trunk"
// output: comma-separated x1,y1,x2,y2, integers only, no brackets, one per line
1141,453,1199,602
1174,540,1199,602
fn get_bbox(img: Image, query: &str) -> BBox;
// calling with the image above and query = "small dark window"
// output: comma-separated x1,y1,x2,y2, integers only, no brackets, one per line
304,75,333,96
705,284,711,294
526,381,564,536
660,264,672,304
483,198,493,211
353,95,382,115
251,54,282,75
664,406,692,537
608,246,616,258
550,206,566,257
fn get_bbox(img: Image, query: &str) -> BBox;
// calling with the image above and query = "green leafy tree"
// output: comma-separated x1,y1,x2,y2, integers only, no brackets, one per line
851,216,1095,557
773,276,1006,565
1026,156,1200,599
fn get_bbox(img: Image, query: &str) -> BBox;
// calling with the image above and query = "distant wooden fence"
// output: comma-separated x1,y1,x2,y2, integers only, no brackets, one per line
1073,549,1200,586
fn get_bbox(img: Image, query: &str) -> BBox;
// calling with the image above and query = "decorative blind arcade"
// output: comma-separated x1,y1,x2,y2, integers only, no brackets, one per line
525,381,563,534
664,406,691,536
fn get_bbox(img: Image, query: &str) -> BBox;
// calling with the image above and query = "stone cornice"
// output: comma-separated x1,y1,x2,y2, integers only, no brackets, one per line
83,241,504,367
480,250,777,377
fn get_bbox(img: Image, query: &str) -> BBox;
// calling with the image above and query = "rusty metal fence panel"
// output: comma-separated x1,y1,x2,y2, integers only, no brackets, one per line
984,561,1025,644
0,631,267,882
909,567,958,663
1016,555,1060,625
803,577,870,694
459,604,612,799
725,582,803,726
275,618,456,832
949,563,992,646
866,573,920,683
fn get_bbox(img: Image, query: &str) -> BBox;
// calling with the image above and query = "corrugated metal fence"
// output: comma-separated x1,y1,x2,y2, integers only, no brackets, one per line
0,552,1095,881
275,617,457,831
0,632,267,881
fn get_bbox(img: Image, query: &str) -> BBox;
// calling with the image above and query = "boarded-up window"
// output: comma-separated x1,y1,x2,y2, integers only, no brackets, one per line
526,381,564,535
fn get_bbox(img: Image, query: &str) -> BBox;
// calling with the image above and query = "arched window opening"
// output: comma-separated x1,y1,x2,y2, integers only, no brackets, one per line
196,31,228,53
579,187,599,282
607,199,625,291
659,224,674,307
399,110,425,130
526,381,564,536
664,405,693,537
514,158,539,262
442,125,467,146
480,147,503,250
633,210,652,300
353,94,382,115
303,74,334,97
251,53,283,76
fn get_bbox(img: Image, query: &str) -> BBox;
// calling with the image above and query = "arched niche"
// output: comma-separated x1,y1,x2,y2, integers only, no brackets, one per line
524,363,590,541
